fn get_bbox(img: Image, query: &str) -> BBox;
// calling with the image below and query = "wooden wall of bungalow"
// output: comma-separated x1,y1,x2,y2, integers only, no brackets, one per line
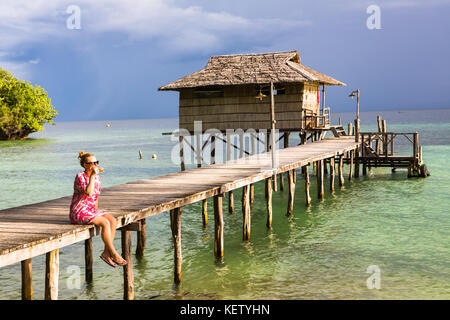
178,82,321,133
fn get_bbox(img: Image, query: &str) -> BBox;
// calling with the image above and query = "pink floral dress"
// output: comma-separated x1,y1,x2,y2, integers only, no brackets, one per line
69,172,106,224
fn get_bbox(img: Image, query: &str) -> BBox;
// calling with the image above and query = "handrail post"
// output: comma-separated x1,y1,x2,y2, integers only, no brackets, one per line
413,132,419,165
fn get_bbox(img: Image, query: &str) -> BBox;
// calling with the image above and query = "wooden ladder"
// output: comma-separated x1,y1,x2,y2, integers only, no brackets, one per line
330,125,347,137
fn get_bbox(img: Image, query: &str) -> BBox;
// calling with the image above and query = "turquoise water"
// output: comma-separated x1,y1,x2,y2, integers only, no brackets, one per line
0,109,449,299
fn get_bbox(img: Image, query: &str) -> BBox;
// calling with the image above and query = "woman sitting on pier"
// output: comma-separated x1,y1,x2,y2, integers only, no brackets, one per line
69,151,127,268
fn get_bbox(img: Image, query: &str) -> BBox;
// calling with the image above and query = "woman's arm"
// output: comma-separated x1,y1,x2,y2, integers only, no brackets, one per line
84,169,99,197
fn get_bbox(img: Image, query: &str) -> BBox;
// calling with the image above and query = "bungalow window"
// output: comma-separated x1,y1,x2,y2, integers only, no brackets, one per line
194,86,224,98
258,86,285,96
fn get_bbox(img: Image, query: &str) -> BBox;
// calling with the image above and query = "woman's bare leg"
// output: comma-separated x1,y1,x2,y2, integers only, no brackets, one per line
93,214,126,264
92,216,118,258
103,214,117,243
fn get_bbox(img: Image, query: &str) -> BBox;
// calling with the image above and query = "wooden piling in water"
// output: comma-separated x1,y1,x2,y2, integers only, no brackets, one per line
304,165,311,206
44,249,59,300
338,155,345,186
21,258,32,300
317,160,324,200
228,191,234,214
242,185,251,240
202,199,208,226
330,157,335,192
179,136,185,171
354,146,360,178
349,150,354,181
376,116,382,154
214,194,224,258
170,207,182,285
84,238,93,283
279,173,284,191
136,219,146,259
121,228,134,300
287,170,296,215
266,177,273,229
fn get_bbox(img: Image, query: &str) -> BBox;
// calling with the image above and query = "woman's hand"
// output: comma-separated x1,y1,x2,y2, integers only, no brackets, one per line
90,167,99,177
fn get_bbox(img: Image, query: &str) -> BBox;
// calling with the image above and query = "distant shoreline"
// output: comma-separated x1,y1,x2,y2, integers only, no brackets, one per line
50,107,450,123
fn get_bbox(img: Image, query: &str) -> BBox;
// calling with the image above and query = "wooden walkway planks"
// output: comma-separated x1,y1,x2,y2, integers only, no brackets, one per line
0,136,359,268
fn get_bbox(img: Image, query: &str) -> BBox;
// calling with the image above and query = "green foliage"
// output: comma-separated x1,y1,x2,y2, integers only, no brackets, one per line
0,68,57,140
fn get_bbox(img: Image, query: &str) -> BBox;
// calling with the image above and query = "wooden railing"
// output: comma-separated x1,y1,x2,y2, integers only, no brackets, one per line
359,131,421,165
303,107,330,129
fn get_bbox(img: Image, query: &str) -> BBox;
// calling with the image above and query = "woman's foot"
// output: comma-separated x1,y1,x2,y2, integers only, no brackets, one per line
100,253,116,268
111,253,127,266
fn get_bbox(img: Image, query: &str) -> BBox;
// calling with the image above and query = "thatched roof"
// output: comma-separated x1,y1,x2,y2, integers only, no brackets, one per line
159,50,345,91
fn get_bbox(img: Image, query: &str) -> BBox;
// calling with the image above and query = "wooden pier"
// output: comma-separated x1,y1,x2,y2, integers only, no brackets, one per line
0,136,360,300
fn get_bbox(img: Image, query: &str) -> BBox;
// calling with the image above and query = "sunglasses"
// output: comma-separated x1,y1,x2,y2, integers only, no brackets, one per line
85,161,99,165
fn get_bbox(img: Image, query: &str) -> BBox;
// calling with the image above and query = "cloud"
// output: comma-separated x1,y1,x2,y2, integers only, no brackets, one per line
0,0,308,53
0,59,32,80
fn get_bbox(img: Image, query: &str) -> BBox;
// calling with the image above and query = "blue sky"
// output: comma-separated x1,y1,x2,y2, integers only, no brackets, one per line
1,0,449,121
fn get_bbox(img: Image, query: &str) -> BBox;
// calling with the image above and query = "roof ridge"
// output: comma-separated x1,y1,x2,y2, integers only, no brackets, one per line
210,50,298,59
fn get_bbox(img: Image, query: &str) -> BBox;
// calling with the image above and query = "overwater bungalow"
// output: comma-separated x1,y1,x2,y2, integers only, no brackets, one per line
159,50,345,135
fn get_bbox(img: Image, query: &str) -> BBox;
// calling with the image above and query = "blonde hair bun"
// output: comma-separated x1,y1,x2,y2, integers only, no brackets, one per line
78,151,94,167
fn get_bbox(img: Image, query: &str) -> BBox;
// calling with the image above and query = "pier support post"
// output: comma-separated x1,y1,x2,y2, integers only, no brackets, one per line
214,194,224,258
266,177,273,229
287,170,296,215
202,199,208,226
354,146,360,178
242,185,251,240
228,191,234,214
121,229,134,300
349,150,354,181
179,136,185,172
84,238,93,283
304,165,311,206
272,172,278,193
330,157,335,193
317,160,324,200
250,184,254,205
170,207,182,285
136,218,146,259
338,155,345,186
21,259,32,300
227,132,235,212
44,249,59,300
